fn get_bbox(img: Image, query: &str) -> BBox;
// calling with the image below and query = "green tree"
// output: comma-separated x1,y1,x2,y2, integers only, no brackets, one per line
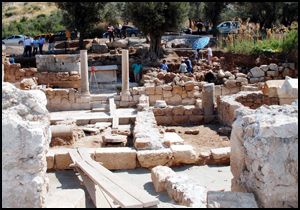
56,2,106,49
125,2,189,60
203,2,227,36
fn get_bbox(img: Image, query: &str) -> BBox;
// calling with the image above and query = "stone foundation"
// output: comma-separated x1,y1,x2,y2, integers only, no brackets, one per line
230,104,298,208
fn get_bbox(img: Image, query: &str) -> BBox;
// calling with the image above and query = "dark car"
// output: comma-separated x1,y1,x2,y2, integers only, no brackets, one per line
103,26,143,38
53,30,78,41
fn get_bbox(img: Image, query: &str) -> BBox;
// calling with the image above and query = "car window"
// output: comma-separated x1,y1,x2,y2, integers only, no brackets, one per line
15,35,21,38
7,36,14,39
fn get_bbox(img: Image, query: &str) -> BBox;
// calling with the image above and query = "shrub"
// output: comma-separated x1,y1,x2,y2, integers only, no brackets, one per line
281,29,298,54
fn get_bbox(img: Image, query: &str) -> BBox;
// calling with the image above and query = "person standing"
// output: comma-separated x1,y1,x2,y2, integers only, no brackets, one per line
48,34,55,54
194,49,201,63
207,47,213,65
179,59,188,73
132,60,143,83
32,37,39,56
185,57,193,73
107,23,115,42
160,60,169,73
24,36,33,57
38,35,45,54
121,24,127,39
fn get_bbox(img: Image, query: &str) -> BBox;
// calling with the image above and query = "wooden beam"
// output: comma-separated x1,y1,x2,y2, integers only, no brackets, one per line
78,148,159,207
70,150,143,208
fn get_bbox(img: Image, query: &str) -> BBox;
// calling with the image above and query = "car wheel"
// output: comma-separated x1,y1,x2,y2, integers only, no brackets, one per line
18,41,23,45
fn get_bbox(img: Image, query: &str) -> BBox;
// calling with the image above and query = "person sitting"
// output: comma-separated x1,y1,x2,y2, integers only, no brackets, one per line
179,59,188,73
160,60,169,72
132,60,143,83
185,57,193,73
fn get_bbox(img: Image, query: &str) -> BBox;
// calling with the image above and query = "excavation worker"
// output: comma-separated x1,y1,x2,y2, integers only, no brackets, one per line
160,60,169,73
185,57,193,73
132,60,143,83
179,59,188,73
107,23,115,42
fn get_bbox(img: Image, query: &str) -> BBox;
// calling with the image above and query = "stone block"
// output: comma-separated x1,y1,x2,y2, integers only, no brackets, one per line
210,147,230,163
94,147,137,170
163,90,172,98
182,98,195,105
170,145,197,165
163,132,184,147
145,85,155,95
46,150,55,170
162,84,172,91
151,166,176,192
154,100,167,108
155,86,163,94
184,81,194,91
207,191,258,208
155,116,173,125
249,67,265,78
54,149,73,170
168,94,182,105
137,149,173,168
134,137,153,150
149,94,163,105
172,85,183,94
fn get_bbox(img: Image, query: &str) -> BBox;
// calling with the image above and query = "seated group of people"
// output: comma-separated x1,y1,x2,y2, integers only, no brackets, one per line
159,57,193,73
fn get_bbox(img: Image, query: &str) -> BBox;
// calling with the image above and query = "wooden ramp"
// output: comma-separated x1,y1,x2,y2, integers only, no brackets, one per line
69,148,159,208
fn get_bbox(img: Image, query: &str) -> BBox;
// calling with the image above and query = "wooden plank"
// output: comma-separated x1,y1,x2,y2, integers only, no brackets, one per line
78,148,159,207
77,168,112,208
112,116,119,129
89,65,118,71
70,151,143,208
101,188,120,208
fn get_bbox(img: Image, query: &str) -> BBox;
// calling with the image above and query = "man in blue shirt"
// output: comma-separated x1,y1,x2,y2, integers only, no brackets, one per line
132,60,143,83
160,60,169,73
39,36,45,54
185,57,193,73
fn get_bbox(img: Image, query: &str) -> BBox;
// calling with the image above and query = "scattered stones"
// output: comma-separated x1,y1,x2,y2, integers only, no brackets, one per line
151,166,176,192
170,145,197,165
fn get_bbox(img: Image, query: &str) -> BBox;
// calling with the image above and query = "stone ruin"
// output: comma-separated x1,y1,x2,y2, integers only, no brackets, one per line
2,44,298,208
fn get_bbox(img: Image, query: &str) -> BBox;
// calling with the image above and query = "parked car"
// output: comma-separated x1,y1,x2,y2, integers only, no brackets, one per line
2,35,27,45
103,26,143,38
53,30,78,41
216,21,240,34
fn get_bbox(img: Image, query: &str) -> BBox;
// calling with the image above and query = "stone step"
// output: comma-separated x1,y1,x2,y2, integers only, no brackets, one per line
91,107,108,112
91,102,109,109
90,94,116,102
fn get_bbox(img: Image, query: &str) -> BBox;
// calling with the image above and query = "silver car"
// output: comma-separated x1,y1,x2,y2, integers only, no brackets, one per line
217,21,240,34
2,35,27,46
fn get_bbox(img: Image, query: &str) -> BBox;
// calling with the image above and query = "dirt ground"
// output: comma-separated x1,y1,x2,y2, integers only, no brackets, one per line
159,123,230,153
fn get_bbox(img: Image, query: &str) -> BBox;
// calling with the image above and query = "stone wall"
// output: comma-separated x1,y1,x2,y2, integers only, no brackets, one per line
4,62,81,89
230,103,298,208
153,105,205,126
36,54,80,73
43,88,90,111
217,91,279,127
2,82,51,207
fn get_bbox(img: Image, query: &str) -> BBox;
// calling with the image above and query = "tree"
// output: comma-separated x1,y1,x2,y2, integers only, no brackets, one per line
56,2,106,49
125,2,189,60
203,2,227,36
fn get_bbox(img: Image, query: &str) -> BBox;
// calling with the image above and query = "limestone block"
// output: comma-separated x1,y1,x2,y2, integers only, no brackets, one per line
207,191,258,208
249,67,265,78
145,85,155,95
268,63,278,71
94,147,137,170
266,70,279,77
46,150,55,170
184,81,194,91
162,84,173,91
182,98,195,105
168,94,182,105
102,134,127,144
149,94,163,105
170,145,197,165
163,90,172,98
231,105,298,208
151,166,176,192
262,80,284,97
259,64,269,72
134,137,153,150
277,77,298,104
2,83,50,208
165,174,207,208
172,105,185,115
172,85,183,94
163,132,184,147
155,86,163,94
54,149,73,170
210,147,230,161
224,80,237,88
154,100,167,108
137,149,173,168
155,116,173,125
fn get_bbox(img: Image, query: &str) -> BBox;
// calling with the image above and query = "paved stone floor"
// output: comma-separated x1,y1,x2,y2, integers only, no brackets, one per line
46,165,232,208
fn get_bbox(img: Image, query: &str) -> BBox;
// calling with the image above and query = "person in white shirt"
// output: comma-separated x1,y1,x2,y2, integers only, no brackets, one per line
179,60,188,73
24,36,33,57
207,47,213,65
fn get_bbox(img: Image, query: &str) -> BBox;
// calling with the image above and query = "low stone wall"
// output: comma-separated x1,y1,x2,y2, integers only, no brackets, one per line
153,105,205,126
217,91,279,127
4,62,81,88
43,88,90,111
36,54,80,73
230,103,298,208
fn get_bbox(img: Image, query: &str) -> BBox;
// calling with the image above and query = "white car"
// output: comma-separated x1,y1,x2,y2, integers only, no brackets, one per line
217,21,240,34
2,35,27,46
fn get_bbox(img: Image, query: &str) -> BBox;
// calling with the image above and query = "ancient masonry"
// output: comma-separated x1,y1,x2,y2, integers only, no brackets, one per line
2,42,298,208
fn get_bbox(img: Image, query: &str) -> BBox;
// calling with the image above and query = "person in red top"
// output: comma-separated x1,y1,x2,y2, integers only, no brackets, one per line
107,23,115,43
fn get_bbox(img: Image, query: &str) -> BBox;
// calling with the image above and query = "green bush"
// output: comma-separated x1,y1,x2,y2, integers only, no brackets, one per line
281,29,298,53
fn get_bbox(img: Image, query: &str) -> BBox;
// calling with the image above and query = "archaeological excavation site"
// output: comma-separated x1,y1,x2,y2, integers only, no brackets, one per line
2,9,299,207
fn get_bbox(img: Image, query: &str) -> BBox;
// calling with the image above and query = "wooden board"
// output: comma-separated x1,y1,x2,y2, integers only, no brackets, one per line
78,148,159,207
89,65,118,71
70,150,143,208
